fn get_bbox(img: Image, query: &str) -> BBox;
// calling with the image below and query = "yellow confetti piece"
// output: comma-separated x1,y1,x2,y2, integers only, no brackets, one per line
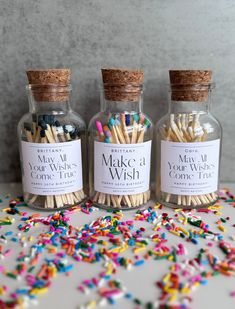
163,273,170,282
133,246,146,253
168,255,174,261
181,287,190,294
153,225,161,231
177,227,189,236
87,300,97,308
152,238,160,242
154,204,161,209
30,287,48,295
150,250,169,257
169,230,180,237
164,287,177,294
208,205,223,210
0,287,5,295
169,294,177,302
2,208,10,212
135,242,146,247
218,225,226,232
192,281,200,288
109,244,128,253
174,208,183,212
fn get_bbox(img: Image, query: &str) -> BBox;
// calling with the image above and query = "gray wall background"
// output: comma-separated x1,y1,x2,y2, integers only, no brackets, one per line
0,0,235,182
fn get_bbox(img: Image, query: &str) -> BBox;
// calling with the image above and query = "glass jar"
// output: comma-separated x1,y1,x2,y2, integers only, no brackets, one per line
156,70,222,209
18,69,87,210
89,68,153,210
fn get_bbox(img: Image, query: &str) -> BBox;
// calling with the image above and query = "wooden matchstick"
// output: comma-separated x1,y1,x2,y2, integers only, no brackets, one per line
93,112,151,209
160,112,218,208
120,113,130,143
24,116,86,210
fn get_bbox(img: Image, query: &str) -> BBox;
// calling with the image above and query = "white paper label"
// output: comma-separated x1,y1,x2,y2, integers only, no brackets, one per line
161,140,220,195
94,141,151,195
21,140,83,195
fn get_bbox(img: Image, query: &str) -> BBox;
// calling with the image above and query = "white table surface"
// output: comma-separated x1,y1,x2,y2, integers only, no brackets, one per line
0,183,235,309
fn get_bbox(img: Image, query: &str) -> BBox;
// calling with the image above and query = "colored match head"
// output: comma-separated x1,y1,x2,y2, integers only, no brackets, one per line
144,118,151,128
114,119,120,126
108,118,115,127
95,121,104,134
125,114,131,126
103,125,112,138
133,114,139,123
54,120,61,127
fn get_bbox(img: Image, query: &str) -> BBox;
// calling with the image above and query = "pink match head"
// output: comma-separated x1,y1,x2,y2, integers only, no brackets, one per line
95,121,104,134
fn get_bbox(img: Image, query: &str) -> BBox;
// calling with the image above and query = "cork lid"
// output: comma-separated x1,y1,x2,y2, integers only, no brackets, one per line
101,68,144,102
169,70,212,102
26,69,71,102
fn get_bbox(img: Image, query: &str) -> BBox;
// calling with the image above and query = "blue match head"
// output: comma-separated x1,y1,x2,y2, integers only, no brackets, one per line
114,119,120,126
104,137,110,143
108,118,115,127
54,120,61,127
43,115,49,124
44,115,55,125
40,130,46,137
125,114,130,126
38,120,47,130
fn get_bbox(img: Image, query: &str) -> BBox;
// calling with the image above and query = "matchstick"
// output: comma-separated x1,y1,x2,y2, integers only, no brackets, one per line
160,112,218,208
24,115,86,210
120,113,130,143
93,112,151,209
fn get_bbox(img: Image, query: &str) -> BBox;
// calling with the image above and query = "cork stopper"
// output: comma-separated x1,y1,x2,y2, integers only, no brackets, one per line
169,70,212,102
101,68,144,102
26,69,71,102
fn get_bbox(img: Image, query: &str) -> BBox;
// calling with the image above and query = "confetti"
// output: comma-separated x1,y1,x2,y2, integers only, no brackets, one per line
0,189,234,308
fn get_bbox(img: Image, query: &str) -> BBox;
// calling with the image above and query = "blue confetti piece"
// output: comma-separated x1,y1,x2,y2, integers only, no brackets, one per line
134,260,144,266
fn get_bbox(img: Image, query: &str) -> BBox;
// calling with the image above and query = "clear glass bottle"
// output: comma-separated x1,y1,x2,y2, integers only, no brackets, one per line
18,69,87,210
89,68,153,210
156,70,222,209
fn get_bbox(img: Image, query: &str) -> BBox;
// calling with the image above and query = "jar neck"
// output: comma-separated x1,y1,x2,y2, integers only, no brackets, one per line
100,85,143,113
27,85,72,114
169,100,210,114
169,84,212,114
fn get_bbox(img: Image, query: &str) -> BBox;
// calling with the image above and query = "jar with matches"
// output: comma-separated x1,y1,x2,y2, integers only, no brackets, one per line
156,70,222,209
18,69,87,210
89,68,153,209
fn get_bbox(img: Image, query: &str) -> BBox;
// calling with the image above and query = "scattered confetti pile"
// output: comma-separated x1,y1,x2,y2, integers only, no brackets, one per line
0,189,234,308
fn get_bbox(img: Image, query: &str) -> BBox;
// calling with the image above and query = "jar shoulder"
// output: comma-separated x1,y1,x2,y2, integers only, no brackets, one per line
17,113,32,129
68,110,86,129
